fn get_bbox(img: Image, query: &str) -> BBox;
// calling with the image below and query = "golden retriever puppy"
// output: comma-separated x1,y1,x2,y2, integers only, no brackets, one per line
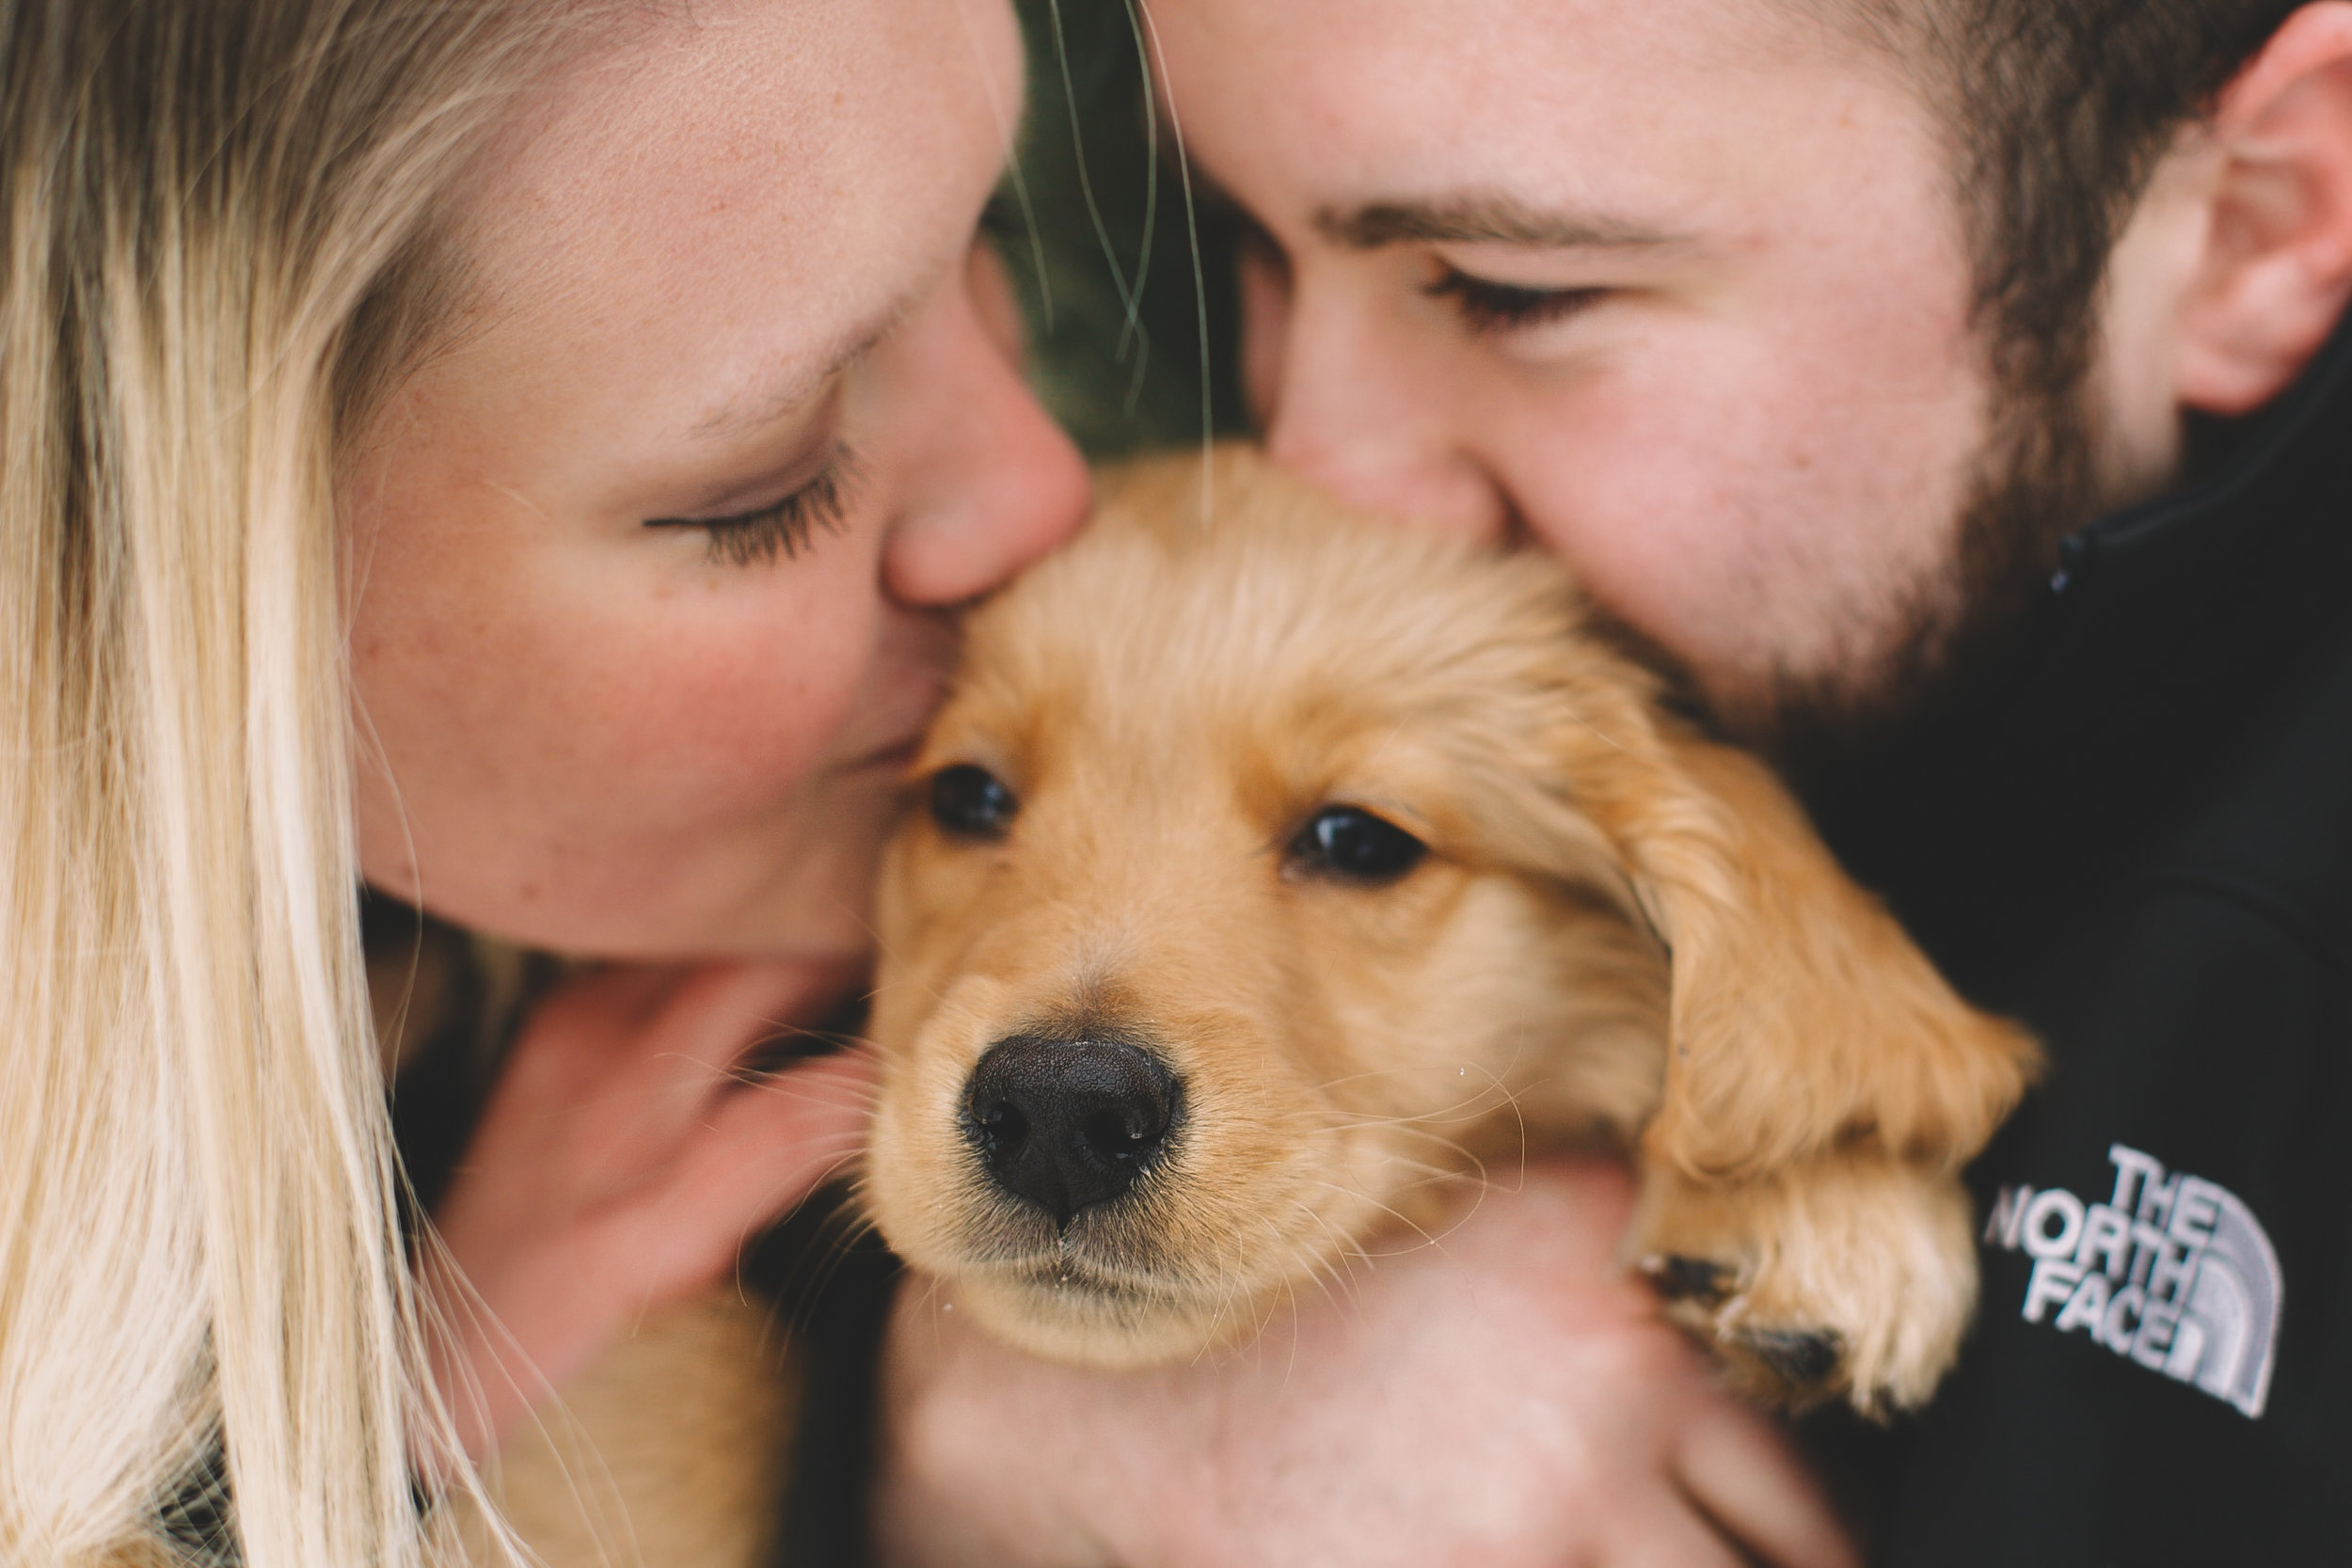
466,447,2042,1568
865,446,2041,1415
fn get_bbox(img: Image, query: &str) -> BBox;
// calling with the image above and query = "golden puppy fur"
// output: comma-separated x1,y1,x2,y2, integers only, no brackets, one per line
444,1292,794,1568
865,446,2040,1415
469,447,2040,1567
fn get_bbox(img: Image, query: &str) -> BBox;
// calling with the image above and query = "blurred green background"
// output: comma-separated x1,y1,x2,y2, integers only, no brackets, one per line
998,0,1248,460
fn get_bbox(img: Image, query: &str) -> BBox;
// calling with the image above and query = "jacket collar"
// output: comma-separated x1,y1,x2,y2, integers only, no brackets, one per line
1808,309,2352,974
2033,305,2352,752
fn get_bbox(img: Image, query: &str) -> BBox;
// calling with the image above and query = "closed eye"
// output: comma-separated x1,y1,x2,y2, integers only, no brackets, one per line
1423,266,1609,335
645,445,862,567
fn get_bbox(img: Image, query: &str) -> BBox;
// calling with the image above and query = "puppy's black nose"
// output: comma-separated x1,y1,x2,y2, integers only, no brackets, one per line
963,1036,1180,1227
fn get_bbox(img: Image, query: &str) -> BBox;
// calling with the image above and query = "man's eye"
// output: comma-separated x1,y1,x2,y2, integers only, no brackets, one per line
644,446,861,568
930,764,1020,840
1423,267,1609,335
1286,805,1426,883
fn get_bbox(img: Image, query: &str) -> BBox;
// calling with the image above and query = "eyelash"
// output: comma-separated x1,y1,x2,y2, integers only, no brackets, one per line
1423,267,1609,335
647,446,862,568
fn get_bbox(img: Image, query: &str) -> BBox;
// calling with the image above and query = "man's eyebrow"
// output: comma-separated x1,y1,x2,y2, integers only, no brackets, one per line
690,310,898,442
1315,198,1685,251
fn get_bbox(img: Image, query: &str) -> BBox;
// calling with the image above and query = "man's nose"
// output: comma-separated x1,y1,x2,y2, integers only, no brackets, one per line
1257,286,1511,542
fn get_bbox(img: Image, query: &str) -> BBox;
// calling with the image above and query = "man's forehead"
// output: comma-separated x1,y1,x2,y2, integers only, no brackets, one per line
1152,0,1905,213
1152,0,1847,91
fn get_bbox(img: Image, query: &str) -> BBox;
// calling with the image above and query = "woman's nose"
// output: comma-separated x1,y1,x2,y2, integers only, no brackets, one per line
1253,277,1510,543
884,247,1092,609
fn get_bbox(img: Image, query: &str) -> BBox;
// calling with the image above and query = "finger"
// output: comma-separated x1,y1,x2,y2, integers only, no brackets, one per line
486,960,757,1134
635,959,864,1078
687,1047,878,1205
1591,1489,1756,1568
619,1050,880,1288
489,961,681,1088
1674,1405,1859,1568
591,961,862,1164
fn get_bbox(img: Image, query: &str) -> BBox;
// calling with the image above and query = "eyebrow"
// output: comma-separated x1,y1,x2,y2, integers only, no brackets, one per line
1314,197,1685,252
690,309,900,443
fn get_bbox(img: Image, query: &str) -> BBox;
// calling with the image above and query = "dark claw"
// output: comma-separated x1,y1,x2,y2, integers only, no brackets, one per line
1641,1254,1735,1307
1738,1327,1845,1387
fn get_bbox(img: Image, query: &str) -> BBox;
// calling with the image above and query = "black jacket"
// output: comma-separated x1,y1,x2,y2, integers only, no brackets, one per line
1814,321,2352,1565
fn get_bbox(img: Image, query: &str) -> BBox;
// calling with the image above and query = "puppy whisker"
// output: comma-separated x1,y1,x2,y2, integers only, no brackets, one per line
1307,1123,1493,1191
1295,1178,1452,1257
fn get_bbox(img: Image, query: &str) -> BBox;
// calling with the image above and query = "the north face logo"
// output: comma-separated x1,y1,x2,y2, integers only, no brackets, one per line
1985,1143,2281,1418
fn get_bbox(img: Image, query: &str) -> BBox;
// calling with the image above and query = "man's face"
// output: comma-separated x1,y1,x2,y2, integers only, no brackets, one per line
1153,0,2112,742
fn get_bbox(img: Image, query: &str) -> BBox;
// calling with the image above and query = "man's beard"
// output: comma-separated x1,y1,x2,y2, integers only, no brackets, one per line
1754,346,2113,784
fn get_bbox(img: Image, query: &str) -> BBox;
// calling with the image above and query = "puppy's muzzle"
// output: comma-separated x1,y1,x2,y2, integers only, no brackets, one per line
962,1036,1182,1228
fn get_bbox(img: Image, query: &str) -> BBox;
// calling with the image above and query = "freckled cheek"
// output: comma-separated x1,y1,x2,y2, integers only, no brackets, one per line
553,592,883,832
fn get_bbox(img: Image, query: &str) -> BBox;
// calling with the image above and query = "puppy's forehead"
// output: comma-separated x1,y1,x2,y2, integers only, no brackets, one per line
941,451,1614,788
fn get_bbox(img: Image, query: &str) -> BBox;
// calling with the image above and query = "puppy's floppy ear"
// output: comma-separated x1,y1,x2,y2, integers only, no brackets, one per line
1547,709,2040,1181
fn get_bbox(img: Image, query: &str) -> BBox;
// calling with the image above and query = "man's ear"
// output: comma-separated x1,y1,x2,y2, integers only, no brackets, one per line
2174,3,2352,415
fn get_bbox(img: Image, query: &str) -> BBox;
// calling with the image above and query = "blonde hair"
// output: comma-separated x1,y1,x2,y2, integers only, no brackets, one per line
0,4,618,1563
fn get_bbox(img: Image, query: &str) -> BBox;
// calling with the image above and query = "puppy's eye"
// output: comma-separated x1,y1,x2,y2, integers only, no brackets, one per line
930,764,1020,840
1287,805,1426,883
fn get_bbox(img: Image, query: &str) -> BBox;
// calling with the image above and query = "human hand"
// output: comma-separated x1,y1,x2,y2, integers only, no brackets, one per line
423,960,875,1464
872,1158,1856,1568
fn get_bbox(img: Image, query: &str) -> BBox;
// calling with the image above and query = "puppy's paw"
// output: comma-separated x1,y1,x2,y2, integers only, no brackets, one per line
1629,1151,1979,1417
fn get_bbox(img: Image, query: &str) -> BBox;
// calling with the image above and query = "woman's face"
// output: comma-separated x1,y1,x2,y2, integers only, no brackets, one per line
345,0,1088,960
